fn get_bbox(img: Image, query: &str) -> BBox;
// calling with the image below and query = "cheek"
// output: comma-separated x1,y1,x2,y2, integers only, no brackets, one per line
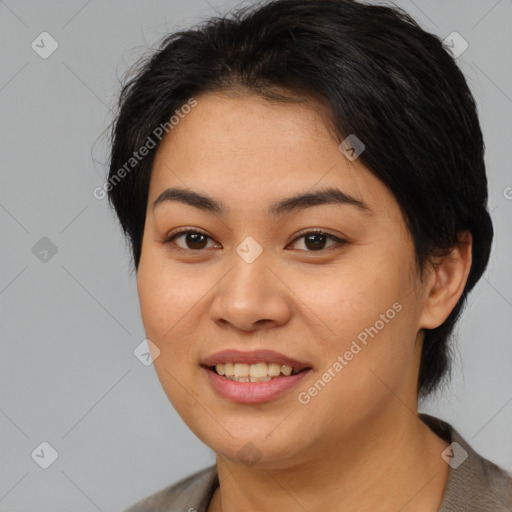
137,259,201,411
137,243,195,335
295,309,416,437
137,251,186,372
293,255,417,395
136,245,216,382
287,253,408,344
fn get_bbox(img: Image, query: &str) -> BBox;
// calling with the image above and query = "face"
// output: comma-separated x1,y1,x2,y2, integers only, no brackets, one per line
137,90,431,468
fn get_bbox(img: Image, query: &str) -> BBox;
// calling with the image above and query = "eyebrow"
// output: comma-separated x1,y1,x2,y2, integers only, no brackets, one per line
152,186,372,216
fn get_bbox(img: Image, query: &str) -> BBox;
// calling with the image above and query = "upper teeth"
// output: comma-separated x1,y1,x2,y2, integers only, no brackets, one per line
215,362,299,379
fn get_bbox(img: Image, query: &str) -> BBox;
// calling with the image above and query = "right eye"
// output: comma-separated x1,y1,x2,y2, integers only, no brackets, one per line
162,229,219,252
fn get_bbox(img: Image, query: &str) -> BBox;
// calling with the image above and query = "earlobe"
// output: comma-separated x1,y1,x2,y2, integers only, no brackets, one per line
418,230,473,330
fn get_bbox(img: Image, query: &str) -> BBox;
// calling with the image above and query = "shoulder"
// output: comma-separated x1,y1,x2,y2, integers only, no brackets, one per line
122,464,218,512
420,413,512,511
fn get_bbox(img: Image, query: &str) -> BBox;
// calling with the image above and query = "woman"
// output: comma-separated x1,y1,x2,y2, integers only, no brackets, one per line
106,0,512,510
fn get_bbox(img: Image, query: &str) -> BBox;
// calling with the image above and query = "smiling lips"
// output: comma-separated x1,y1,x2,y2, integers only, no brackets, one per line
202,349,312,395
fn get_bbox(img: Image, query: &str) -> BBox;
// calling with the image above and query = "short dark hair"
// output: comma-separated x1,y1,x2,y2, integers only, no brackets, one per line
106,0,493,399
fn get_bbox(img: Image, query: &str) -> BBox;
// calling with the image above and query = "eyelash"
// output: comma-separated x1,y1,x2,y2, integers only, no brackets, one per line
161,228,347,254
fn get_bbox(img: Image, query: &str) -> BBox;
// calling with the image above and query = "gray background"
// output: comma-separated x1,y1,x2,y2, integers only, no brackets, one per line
0,0,511,510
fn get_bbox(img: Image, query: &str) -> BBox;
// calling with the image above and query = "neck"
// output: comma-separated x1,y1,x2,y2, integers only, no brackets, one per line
210,405,450,512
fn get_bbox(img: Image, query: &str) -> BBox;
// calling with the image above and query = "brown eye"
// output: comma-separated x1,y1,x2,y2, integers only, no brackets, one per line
289,231,347,252
304,233,330,250
163,230,216,251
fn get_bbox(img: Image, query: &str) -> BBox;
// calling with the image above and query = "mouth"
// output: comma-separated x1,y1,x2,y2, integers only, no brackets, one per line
201,349,313,401
206,362,309,382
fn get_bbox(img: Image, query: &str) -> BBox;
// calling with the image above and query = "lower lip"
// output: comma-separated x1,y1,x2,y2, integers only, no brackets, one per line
202,366,312,403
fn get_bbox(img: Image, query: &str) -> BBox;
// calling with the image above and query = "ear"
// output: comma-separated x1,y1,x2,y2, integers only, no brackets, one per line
418,230,473,330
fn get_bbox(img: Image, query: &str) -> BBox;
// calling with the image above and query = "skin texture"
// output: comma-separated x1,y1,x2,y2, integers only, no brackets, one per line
136,90,472,512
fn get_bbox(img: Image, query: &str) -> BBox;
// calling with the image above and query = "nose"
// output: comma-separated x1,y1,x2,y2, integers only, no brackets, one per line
209,248,293,332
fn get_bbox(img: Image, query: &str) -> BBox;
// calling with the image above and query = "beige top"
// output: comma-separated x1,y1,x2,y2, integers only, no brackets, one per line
123,414,512,511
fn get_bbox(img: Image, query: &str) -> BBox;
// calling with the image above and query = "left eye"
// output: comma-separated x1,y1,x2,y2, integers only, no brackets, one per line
162,230,346,252
290,231,346,251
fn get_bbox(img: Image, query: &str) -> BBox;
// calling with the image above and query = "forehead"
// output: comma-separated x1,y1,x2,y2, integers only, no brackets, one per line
147,91,396,221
